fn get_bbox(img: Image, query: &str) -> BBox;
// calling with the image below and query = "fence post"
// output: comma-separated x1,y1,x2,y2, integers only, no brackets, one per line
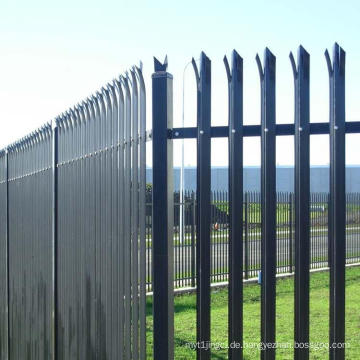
326,43,346,360
192,52,211,360
224,50,244,359
290,45,310,360
152,56,174,360
256,48,277,360
136,66,147,360
51,120,59,360
245,192,249,280
130,70,140,358
122,79,133,359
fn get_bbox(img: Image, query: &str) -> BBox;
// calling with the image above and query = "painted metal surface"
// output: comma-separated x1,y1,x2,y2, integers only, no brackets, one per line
152,56,174,360
0,43,358,360
257,48,277,360
326,43,346,360
151,44,355,360
224,49,244,359
7,126,53,360
0,65,146,360
193,52,212,360
291,45,311,360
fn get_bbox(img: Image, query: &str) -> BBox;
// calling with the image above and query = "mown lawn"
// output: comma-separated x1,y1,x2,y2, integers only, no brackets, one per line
146,266,360,359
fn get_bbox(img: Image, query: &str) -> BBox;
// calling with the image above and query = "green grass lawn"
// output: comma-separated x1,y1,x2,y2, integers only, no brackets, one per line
146,266,360,359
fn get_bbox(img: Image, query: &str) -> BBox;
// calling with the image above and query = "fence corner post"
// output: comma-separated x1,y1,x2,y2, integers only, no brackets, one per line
152,56,174,360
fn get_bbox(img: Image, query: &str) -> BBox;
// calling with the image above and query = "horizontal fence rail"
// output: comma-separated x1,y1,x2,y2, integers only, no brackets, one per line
168,121,360,139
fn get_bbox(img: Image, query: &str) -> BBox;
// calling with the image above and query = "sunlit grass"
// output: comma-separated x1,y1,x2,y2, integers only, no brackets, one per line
146,266,360,359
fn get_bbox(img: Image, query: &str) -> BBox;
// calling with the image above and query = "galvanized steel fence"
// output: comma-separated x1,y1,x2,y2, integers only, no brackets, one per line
0,67,147,360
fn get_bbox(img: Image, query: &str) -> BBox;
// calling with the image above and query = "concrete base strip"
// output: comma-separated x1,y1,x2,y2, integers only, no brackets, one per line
146,262,360,297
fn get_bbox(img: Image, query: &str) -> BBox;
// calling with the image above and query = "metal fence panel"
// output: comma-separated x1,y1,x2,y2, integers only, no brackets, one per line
0,63,146,360
7,126,53,360
150,44,359,360
54,69,145,360
0,151,8,359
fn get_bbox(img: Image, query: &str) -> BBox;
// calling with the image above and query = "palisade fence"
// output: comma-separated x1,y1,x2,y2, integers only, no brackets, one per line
144,191,360,291
0,42,360,360
151,44,360,360
0,67,147,360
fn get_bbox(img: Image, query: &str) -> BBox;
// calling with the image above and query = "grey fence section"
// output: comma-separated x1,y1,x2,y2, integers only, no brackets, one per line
0,151,8,358
55,69,147,360
4,127,54,360
0,67,146,360
145,191,360,291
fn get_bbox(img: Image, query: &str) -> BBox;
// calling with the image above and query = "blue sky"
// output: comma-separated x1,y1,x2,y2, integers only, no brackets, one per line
0,0,359,165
